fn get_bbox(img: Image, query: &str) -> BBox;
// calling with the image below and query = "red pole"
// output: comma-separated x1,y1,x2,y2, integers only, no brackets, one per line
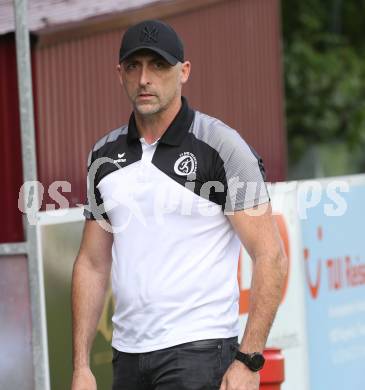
260,348,285,390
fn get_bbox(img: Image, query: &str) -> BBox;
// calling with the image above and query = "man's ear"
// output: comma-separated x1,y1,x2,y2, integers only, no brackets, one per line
180,61,191,84
116,64,123,86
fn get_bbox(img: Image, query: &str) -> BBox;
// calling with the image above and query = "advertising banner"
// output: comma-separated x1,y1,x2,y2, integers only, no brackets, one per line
300,176,365,390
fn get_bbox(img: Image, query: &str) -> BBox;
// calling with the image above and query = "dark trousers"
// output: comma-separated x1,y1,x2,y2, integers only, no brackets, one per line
112,336,239,390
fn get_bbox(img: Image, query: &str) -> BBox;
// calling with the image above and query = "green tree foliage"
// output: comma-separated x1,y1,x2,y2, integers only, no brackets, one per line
282,0,365,168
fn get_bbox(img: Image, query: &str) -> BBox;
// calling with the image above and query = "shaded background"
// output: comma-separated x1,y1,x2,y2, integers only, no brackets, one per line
282,0,365,178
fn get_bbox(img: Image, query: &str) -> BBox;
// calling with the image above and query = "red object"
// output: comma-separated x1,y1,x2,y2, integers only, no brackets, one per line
260,348,285,390
0,34,24,243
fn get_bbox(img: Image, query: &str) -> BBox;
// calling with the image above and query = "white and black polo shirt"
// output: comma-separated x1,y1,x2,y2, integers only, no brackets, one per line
84,97,269,353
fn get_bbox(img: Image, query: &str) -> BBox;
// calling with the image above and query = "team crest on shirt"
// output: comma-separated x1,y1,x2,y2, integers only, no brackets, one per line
174,152,197,176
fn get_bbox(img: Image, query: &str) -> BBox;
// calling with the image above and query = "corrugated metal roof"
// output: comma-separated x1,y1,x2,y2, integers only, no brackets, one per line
0,0,161,35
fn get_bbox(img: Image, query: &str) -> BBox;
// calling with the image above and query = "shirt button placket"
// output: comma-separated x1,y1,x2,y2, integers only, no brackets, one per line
139,144,155,181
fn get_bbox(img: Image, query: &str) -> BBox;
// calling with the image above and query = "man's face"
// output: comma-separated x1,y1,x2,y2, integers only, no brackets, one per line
117,50,190,116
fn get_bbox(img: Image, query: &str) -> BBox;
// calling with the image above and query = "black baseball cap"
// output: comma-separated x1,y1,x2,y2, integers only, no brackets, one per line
119,19,184,65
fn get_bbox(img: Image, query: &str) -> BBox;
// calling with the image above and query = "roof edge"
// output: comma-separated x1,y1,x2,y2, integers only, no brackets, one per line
36,0,224,47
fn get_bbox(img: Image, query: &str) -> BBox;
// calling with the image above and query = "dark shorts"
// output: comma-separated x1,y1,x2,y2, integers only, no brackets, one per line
112,336,239,390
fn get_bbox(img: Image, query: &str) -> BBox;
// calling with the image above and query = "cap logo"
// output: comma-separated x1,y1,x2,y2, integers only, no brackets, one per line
140,25,159,43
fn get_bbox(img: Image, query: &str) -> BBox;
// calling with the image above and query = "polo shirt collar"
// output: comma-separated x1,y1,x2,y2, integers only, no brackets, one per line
127,96,195,146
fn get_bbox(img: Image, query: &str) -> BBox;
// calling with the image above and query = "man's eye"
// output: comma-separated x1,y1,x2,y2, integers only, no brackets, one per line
154,61,166,69
125,63,137,70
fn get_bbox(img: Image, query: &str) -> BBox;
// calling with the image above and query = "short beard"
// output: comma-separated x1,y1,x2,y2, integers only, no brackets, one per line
134,102,161,116
133,89,179,117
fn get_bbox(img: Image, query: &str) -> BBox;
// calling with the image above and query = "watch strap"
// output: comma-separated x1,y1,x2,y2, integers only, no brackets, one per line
234,350,265,372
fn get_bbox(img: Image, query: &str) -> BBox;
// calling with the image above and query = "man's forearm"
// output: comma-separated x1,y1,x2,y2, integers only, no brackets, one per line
240,251,288,353
71,256,111,369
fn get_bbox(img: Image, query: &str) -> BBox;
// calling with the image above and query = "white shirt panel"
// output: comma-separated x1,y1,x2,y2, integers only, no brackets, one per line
97,154,241,353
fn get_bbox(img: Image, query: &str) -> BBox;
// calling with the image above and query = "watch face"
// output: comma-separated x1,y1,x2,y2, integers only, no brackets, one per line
251,353,265,371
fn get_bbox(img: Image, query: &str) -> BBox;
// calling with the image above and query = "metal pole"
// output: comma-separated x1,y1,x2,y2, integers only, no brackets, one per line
13,1,50,389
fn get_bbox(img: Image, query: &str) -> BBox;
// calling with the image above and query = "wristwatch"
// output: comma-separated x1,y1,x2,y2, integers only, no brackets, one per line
234,350,265,372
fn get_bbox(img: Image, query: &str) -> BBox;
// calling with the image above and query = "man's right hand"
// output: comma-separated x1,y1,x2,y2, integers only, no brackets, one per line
71,367,97,390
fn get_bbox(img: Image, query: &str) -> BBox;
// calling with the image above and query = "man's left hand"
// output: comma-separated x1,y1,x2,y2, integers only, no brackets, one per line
219,360,260,390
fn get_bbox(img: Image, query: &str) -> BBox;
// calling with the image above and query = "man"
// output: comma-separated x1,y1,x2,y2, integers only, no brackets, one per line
71,19,287,390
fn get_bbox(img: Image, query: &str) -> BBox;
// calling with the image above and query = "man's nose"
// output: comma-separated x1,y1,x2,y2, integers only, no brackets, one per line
139,65,150,87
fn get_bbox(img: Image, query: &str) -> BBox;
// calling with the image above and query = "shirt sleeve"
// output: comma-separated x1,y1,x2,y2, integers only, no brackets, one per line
213,131,270,213
83,149,109,221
